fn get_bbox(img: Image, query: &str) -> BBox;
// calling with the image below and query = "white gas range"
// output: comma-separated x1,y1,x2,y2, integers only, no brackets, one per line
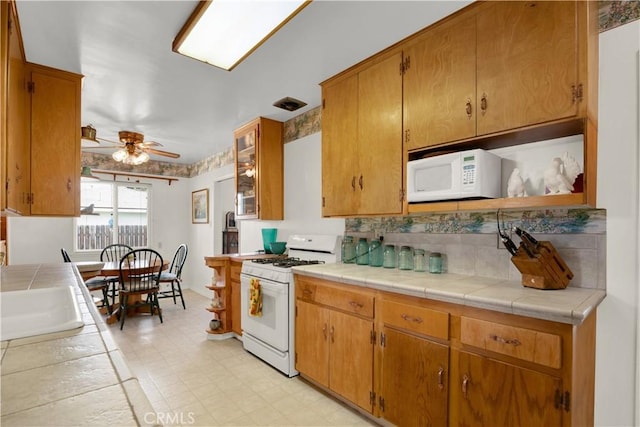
240,234,341,377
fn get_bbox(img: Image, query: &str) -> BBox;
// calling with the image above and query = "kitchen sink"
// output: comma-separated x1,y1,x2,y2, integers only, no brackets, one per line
0,286,84,341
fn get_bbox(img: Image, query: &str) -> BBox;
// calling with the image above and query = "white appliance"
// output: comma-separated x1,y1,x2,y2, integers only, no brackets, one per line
240,234,341,377
407,148,502,202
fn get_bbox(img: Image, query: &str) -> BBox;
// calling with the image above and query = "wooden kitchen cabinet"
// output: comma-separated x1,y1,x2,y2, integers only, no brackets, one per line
321,50,403,217
294,273,597,426
295,277,376,413
454,350,562,426
321,0,599,215
475,1,579,136
234,117,283,220
403,12,476,150
378,298,450,425
5,60,81,216
449,312,596,427
230,260,242,336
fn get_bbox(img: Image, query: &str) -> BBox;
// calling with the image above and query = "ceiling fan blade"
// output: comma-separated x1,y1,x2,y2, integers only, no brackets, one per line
95,136,121,145
146,147,180,159
141,140,163,147
88,145,124,149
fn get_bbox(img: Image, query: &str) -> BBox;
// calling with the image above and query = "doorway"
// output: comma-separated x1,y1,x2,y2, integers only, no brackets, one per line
213,176,236,254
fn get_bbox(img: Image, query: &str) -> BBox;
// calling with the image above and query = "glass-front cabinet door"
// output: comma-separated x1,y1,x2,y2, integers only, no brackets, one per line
234,123,258,218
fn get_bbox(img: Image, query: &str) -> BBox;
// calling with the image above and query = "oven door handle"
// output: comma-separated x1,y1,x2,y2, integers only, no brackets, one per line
240,275,288,295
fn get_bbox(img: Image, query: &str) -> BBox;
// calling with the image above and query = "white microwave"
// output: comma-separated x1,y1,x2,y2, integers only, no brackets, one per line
407,149,501,202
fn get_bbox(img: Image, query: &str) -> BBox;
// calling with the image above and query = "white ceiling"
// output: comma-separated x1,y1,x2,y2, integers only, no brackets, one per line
16,0,471,164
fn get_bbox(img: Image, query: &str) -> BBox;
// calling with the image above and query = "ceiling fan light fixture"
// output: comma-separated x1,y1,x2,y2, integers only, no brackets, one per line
173,0,310,71
112,149,128,162
121,151,150,166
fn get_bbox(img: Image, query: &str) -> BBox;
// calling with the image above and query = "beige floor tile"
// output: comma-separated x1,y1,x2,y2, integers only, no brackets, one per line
108,289,376,427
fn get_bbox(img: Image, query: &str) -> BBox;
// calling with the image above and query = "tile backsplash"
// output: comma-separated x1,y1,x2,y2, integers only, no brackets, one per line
346,208,606,290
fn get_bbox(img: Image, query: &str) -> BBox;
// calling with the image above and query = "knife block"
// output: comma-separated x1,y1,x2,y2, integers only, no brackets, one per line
511,241,574,290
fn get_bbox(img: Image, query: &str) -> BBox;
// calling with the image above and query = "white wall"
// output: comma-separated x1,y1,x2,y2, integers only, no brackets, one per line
186,164,234,298
238,133,344,253
595,21,640,427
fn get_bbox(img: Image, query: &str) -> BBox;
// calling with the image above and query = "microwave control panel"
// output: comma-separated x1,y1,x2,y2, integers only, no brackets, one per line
462,155,476,186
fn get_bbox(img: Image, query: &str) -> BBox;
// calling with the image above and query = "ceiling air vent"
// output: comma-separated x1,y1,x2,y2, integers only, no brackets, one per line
273,97,307,112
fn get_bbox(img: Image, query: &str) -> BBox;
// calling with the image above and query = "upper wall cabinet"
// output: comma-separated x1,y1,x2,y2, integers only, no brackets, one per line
234,117,283,220
6,63,81,216
403,12,477,150
321,51,403,217
3,1,81,217
405,1,589,150
321,0,598,216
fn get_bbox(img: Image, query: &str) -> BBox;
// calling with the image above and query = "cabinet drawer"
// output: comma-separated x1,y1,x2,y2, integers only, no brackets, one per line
460,317,561,369
382,300,449,340
296,281,374,318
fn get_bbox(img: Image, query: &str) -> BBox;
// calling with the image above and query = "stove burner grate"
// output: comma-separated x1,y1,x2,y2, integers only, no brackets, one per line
252,257,325,268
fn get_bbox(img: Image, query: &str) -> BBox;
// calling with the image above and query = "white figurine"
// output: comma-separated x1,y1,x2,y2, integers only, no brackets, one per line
507,168,527,197
560,151,582,187
544,157,574,194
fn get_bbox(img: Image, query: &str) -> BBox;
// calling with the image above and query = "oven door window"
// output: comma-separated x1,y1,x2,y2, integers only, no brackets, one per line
240,275,289,352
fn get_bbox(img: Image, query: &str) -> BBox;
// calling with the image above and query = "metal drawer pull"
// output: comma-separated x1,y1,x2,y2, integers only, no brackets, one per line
330,325,335,343
465,99,472,119
302,288,312,296
437,366,445,390
489,334,521,346
351,176,356,191
462,374,470,398
359,175,363,190
322,323,327,340
401,313,423,324
349,301,364,309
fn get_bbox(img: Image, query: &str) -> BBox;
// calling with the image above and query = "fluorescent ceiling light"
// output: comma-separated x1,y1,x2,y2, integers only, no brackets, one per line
173,0,310,71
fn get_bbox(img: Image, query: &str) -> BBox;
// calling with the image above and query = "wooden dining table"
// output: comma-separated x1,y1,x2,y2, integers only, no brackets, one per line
97,259,169,325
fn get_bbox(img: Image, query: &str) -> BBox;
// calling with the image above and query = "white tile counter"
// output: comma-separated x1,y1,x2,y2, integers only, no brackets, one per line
292,263,606,325
0,263,157,426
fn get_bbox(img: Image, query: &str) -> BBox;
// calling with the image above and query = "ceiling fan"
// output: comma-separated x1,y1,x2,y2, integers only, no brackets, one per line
88,129,180,165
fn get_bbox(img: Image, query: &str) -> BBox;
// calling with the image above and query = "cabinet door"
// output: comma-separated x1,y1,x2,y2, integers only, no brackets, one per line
381,328,449,426
5,2,29,214
328,310,374,413
476,1,578,136
404,13,476,150
321,74,359,216
357,52,403,215
29,67,80,216
234,123,258,218
295,300,330,387
457,351,562,427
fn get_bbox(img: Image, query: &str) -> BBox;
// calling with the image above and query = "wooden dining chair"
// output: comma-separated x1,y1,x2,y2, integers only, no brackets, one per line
101,244,133,309
118,248,164,330
157,244,188,309
61,248,111,313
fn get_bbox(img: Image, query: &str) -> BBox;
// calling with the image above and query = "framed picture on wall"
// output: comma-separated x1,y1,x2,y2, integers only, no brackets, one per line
192,189,209,224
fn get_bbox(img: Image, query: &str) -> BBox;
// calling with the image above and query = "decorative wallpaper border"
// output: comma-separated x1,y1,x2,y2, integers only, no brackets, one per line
599,1,640,32
346,208,606,235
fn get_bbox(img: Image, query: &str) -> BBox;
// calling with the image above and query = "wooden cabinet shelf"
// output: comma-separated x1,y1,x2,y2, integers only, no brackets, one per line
408,193,586,214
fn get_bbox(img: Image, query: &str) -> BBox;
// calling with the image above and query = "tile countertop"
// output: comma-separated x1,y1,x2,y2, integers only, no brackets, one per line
291,263,606,325
0,263,157,427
